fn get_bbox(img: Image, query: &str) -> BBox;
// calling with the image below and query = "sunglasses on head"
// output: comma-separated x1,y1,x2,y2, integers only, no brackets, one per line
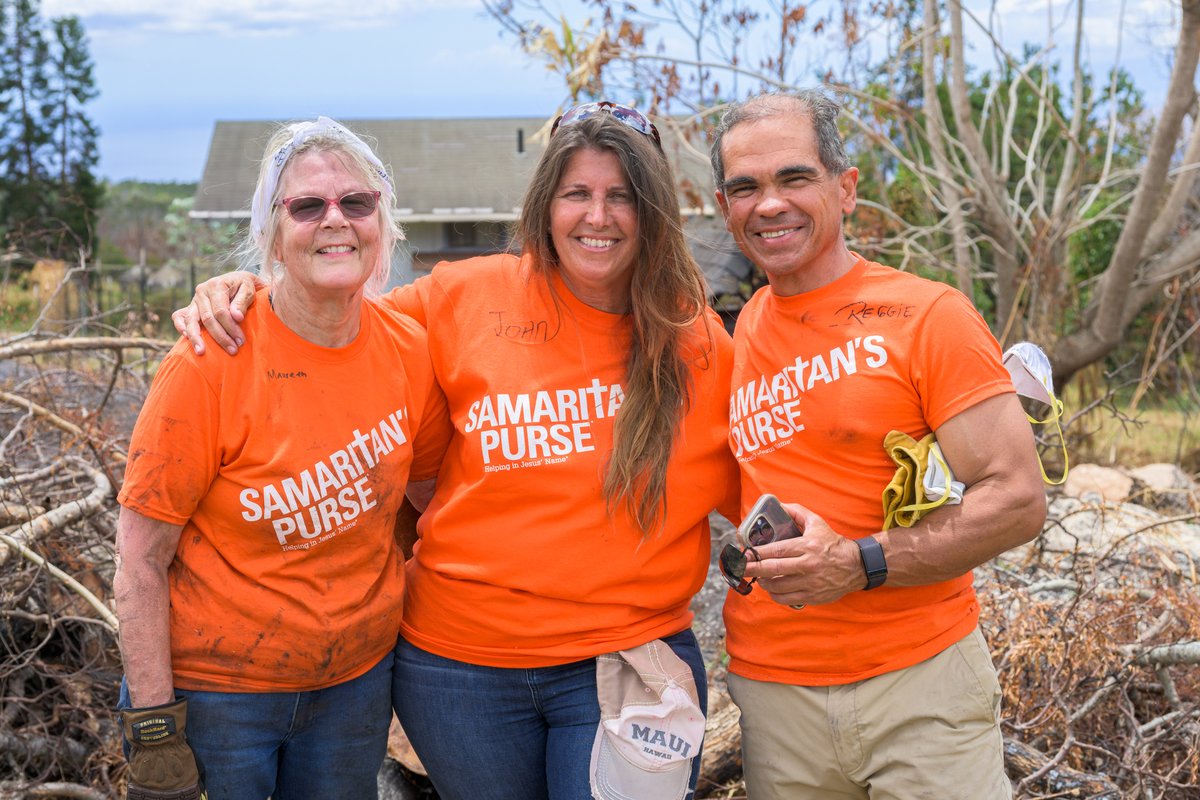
551,101,663,149
277,190,381,223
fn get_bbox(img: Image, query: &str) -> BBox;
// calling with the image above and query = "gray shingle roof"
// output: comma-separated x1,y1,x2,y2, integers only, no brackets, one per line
192,116,719,222
192,117,553,221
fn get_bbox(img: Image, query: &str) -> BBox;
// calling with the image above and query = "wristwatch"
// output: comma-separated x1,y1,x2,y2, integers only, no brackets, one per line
855,536,887,590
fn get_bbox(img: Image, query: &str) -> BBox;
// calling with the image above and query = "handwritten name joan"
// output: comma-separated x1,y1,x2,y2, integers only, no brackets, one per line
490,311,551,343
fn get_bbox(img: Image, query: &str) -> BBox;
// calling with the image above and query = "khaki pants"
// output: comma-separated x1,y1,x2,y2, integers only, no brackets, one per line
728,627,1012,800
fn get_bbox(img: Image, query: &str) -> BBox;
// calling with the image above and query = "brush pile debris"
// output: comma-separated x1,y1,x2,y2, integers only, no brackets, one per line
1,337,1197,799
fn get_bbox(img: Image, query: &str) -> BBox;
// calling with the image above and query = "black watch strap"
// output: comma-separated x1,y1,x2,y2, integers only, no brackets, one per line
855,536,887,590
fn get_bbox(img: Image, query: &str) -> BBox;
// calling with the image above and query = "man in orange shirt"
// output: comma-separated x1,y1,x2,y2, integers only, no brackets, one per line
711,90,1047,798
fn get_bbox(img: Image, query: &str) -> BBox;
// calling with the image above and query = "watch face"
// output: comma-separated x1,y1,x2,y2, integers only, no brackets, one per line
857,537,887,589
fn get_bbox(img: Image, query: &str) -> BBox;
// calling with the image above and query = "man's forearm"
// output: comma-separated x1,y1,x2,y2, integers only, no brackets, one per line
874,473,1046,586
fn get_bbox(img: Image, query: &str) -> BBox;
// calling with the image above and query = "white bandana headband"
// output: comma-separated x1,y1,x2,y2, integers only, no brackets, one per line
250,116,394,251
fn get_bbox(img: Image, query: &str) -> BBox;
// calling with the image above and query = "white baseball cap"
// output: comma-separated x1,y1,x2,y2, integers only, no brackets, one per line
589,640,705,800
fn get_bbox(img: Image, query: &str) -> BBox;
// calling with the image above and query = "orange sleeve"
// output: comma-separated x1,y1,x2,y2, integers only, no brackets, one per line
911,291,1013,430
706,313,741,525
410,363,451,481
118,350,221,525
379,273,435,327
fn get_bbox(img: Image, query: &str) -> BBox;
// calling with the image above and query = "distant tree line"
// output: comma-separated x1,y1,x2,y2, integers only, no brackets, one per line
0,0,100,260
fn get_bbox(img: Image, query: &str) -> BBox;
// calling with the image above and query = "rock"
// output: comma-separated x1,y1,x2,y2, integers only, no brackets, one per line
1008,497,1200,583
1062,463,1133,503
387,716,426,775
1128,463,1196,492
380,718,436,798
1126,463,1197,514
378,758,435,800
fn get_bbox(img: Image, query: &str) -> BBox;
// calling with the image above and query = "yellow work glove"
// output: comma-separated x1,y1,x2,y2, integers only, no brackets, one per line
881,430,957,530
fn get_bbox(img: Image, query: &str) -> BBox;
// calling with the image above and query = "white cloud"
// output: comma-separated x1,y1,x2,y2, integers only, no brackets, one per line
972,0,1178,55
43,0,483,35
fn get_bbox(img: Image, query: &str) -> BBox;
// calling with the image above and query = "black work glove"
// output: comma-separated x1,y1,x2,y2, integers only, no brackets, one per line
121,698,207,800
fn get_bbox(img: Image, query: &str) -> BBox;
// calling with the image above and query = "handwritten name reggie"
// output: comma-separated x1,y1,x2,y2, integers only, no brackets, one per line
835,301,916,326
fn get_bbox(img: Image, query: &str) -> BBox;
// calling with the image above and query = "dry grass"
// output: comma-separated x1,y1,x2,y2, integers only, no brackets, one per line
1068,402,1200,472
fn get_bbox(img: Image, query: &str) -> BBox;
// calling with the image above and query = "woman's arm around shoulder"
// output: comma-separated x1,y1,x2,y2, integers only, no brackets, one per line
171,271,262,356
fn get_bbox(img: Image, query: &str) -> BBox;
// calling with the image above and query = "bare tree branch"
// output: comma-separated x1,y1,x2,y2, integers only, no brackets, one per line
1124,641,1200,667
0,390,128,463
1056,0,1200,378
0,335,171,361
0,460,113,567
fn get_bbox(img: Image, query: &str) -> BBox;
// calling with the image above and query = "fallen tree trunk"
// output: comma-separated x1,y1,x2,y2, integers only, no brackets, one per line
0,783,108,800
0,461,112,567
1124,640,1200,666
698,700,743,794
0,731,90,776
0,336,171,361
1004,738,1121,798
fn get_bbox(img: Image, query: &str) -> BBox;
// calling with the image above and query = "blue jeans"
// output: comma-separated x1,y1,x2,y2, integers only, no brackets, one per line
118,654,392,800
392,628,708,800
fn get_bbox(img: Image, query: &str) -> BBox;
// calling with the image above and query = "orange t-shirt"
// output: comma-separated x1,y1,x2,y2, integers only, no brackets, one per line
726,256,1014,686
382,254,739,667
118,289,452,692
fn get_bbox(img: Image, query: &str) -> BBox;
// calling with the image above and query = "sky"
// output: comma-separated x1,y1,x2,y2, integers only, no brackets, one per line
40,0,1186,184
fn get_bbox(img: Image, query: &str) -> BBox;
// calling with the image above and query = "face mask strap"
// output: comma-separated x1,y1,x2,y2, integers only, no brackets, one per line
1004,343,1070,486
1027,396,1069,486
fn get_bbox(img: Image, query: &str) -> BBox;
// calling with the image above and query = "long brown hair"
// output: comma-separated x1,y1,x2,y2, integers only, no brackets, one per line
517,114,711,532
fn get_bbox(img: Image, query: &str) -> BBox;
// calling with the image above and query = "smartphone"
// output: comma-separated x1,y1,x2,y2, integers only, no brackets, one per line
737,493,802,548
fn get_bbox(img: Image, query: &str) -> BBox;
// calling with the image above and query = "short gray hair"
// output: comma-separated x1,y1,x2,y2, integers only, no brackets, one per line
241,119,401,298
710,90,852,189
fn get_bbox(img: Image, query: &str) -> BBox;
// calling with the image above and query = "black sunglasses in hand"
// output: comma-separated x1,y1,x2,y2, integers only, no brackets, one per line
718,539,806,609
719,542,761,596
